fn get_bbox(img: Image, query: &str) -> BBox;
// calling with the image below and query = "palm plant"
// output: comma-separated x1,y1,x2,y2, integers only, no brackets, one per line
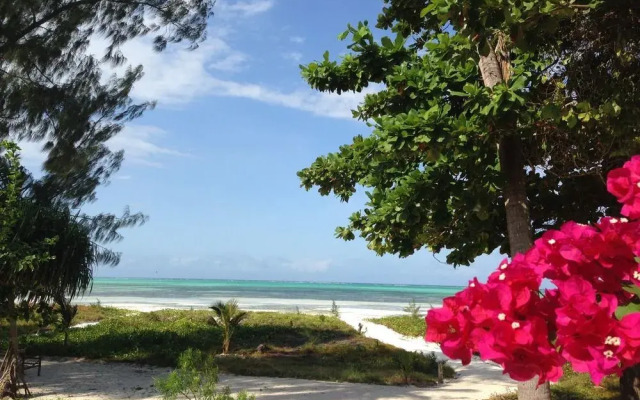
54,293,79,348
208,299,248,354
0,142,145,397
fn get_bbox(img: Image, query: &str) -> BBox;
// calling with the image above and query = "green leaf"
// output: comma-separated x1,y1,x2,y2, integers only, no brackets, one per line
622,284,640,298
381,36,393,49
338,30,349,41
541,104,561,120
449,90,469,97
420,4,436,18
615,302,640,319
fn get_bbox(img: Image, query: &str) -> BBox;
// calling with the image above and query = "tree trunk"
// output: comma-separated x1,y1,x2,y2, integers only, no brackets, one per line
479,39,552,400
621,364,640,400
223,329,230,354
1,292,26,398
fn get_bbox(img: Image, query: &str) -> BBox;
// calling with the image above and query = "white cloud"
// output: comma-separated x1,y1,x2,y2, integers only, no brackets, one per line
209,52,249,71
282,51,303,63
217,0,275,17
89,0,376,119
170,256,201,267
289,36,305,44
15,141,47,169
207,80,381,119
15,125,185,172
286,259,333,273
107,125,189,167
108,34,377,118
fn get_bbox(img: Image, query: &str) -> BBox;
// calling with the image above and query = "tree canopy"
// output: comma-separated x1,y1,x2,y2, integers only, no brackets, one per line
298,0,640,266
0,141,145,397
0,0,215,205
0,141,145,309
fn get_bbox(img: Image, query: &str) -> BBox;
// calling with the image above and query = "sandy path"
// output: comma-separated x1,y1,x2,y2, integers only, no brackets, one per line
27,357,513,400
25,311,515,399
339,310,516,398
22,304,517,399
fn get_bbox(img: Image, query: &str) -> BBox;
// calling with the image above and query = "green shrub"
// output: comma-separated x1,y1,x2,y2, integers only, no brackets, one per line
369,315,426,337
18,309,451,386
402,299,421,319
330,300,340,318
155,349,254,400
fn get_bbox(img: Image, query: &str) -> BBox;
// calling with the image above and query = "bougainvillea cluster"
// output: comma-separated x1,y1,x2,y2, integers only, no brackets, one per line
426,156,640,384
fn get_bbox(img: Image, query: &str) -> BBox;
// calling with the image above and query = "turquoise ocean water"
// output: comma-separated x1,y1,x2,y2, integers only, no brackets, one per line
79,278,463,315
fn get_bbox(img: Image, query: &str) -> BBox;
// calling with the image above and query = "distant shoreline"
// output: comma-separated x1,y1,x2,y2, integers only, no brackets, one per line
92,276,466,289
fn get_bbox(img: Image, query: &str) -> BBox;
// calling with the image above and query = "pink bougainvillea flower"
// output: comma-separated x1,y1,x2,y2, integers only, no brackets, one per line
425,154,640,385
607,155,640,218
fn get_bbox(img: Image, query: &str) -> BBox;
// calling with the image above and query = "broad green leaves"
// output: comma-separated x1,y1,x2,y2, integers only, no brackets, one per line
298,0,640,265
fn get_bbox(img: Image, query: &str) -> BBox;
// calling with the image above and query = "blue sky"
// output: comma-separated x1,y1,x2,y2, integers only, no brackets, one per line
23,0,504,285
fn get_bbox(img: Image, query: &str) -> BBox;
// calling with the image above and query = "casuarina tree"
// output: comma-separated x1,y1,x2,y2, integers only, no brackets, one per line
0,0,215,205
297,1,640,398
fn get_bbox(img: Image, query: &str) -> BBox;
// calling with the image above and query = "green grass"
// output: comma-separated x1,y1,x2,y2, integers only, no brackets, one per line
369,315,426,337
0,303,128,339
487,365,620,400
11,308,454,386
73,304,131,323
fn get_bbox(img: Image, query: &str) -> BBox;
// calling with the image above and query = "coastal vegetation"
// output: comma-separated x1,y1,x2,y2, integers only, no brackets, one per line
0,0,214,394
5,307,454,386
369,315,426,338
155,349,254,400
0,143,144,396
298,0,640,397
403,299,421,319
208,300,249,355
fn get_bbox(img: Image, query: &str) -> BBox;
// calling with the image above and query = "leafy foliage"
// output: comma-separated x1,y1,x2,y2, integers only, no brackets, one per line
369,315,426,337
402,298,421,319
330,300,340,317
0,0,215,205
208,300,248,354
155,349,254,400
298,0,640,265
0,143,146,309
53,294,78,347
19,309,454,385
0,143,144,396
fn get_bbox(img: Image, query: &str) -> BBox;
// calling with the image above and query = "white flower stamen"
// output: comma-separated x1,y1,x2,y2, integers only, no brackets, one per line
498,313,506,321
470,282,476,287
511,322,520,329
605,336,621,346
499,273,506,281
500,263,508,270
604,350,614,358
621,218,629,223
637,181,640,189
610,218,619,224
633,271,640,280
548,239,556,245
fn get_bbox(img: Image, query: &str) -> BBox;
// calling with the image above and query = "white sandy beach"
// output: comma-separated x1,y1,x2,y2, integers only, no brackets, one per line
24,304,515,400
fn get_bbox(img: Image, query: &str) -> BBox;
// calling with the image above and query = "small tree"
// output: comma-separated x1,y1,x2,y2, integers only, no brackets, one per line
208,300,248,355
0,142,145,397
403,299,421,319
330,300,340,318
54,293,78,348
155,349,254,400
